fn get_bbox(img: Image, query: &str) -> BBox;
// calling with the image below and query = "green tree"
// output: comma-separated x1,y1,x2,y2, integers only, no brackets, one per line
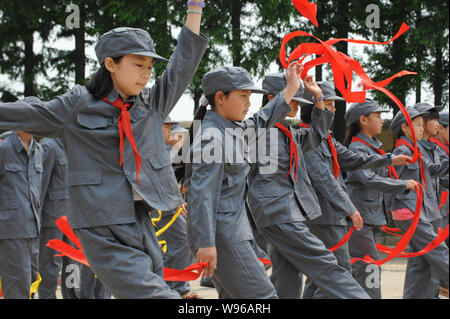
0,0,56,99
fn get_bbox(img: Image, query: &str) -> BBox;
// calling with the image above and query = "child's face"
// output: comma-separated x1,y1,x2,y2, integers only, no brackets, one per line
323,100,336,112
286,100,300,118
424,118,439,137
402,116,424,140
217,89,251,121
107,54,154,98
438,124,449,144
363,112,384,136
162,123,172,145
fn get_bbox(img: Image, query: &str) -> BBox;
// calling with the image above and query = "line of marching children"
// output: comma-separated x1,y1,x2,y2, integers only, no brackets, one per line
0,0,449,299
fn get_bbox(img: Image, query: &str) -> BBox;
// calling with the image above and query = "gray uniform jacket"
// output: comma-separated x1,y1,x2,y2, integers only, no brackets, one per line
0,131,43,239
186,92,291,251
418,139,446,219
0,26,209,229
39,138,70,227
385,136,449,222
306,132,400,226
344,132,409,225
246,107,334,229
432,139,449,217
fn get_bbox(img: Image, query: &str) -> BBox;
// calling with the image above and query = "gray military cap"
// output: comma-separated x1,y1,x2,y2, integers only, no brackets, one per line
262,73,312,105
202,66,267,96
438,111,449,126
164,116,177,124
95,27,169,65
389,107,429,134
317,81,345,101
345,98,389,126
413,102,441,116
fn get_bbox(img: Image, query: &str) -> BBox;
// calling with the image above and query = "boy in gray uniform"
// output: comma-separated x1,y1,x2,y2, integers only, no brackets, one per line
0,5,208,298
187,64,304,299
386,107,449,299
300,91,413,299
413,103,447,298
342,99,418,299
430,111,449,247
0,130,43,298
246,74,370,299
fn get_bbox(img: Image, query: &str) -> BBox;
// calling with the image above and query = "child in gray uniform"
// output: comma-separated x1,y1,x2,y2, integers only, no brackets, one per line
412,103,448,298
386,107,449,299
0,130,42,299
342,99,419,299
246,74,371,299
430,111,449,247
0,3,208,298
187,63,303,298
300,92,414,299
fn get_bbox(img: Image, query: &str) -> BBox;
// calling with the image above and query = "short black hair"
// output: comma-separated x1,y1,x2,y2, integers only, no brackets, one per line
86,56,123,99
422,109,439,123
262,94,270,107
344,121,361,147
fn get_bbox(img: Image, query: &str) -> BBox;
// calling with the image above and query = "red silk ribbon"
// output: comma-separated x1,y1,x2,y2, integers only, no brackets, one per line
292,0,318,27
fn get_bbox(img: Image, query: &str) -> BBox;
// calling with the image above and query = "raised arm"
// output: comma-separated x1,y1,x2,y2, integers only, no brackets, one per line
146,5,209,119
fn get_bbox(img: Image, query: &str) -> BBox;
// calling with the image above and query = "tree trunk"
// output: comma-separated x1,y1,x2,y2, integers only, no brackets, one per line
74,21,85,85
193,91,201,115
231,0,242,66
23,34,35,97
332,1,349,143
433,35,443,106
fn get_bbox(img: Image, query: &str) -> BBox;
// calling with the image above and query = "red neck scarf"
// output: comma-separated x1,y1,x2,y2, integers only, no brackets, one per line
351,136,399,179
429,137,449,156
301,123,340,179
102,96,142,185
275,122,298,182
395,138,427,190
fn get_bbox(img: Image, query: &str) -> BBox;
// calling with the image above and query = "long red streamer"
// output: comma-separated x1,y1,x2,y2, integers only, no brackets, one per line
47,217,275,282
292,0,318,27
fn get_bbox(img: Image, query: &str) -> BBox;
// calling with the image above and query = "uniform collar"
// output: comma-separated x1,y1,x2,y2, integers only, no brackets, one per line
105,88,137,105
11,131,35,154
106,88,144,124
418,138,435,151
203,110,242,129
356,132,383,149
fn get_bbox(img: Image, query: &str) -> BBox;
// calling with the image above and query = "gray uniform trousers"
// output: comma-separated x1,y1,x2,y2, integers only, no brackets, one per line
75,201,181,299
302,224,353,299
347,224,383,299
151,210,193,295
394,219,449,299
38,226,63,299
204,240,277,299
260,222,371,299
0,238,39,299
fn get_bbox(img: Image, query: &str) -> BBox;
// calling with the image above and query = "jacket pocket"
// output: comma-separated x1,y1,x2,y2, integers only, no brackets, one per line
146,152,172,169
68,170,103,186
0,198,18,210
253,180,281,198
4,163,24,172
217,198,237,212
48,188,70,200
77,113,108,129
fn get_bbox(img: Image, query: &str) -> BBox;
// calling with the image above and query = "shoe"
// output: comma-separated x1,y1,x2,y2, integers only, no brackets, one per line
200,276,215,288
181,291,202,299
